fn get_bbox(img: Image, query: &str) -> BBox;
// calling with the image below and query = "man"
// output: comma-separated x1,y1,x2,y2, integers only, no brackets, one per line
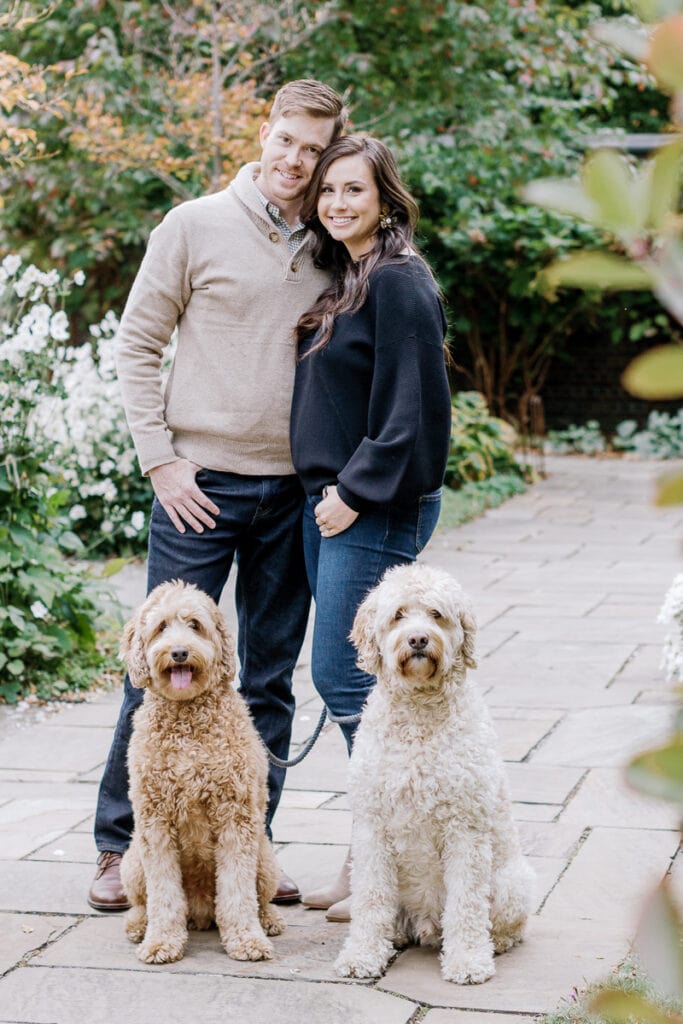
88,80,347,911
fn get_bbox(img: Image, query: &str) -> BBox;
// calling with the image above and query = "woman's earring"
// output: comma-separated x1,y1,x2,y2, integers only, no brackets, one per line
379,207,393,230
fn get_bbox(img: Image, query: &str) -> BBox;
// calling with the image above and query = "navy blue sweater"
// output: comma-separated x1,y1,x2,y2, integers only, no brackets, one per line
291,257,452,512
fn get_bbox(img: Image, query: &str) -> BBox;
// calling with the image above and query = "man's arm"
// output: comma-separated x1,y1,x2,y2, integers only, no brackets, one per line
117,208,218,533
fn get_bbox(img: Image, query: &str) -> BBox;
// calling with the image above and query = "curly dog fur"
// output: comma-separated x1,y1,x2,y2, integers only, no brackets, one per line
335,563,535,984
119,580,284,965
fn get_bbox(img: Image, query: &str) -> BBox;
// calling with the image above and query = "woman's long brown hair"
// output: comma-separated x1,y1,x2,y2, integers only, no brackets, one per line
295,135,432,354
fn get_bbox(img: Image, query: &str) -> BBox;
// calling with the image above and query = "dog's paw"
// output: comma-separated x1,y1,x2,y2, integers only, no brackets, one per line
124,909,147,945
492,929,523,954
259,905,285,937
441,954,495,985
223,930,273,962
137,933,187,964
335,940,392,979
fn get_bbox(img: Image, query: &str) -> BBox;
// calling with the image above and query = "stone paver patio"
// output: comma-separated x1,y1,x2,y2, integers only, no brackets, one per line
1,455,681,1023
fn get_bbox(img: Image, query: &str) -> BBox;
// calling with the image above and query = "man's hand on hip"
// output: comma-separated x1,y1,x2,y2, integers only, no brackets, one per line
149,460,220,534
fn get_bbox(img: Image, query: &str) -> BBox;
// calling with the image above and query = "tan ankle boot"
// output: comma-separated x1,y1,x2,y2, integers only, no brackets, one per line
302,850,351,910
325,895,351,922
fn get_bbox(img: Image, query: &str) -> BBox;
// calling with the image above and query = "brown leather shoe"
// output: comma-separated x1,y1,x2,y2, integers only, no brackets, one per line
271,870,301,905
87,851,131,912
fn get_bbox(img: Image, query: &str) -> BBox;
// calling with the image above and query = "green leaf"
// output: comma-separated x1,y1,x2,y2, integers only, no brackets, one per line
626,739,683,803
647,18,683,93
622,345,683,399
521,179,599,223
583,150,643,237
541,252,655,293
635,881,683,1001
638,0,683,20
7,660,25,677
591,988,681,1024
647,140,683,230
655,470,683,506
98,557,132,579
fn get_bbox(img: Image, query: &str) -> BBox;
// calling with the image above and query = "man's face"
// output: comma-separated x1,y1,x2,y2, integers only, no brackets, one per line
255,113,336,214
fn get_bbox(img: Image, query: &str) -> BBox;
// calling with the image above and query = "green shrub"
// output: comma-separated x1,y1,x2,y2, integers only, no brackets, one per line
0,255,115,703
545,420,607,455
446,391,527,489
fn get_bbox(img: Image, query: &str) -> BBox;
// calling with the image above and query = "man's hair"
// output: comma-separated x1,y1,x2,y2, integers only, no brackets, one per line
269,80,348,140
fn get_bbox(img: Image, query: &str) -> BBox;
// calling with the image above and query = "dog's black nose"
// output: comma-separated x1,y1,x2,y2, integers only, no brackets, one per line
408,635,428,651
171,646,189,663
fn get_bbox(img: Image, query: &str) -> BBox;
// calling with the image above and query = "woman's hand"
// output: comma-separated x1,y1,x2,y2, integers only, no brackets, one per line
315,485,359,538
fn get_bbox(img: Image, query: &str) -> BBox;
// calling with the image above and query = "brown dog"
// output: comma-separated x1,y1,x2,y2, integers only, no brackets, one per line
119,580,284,964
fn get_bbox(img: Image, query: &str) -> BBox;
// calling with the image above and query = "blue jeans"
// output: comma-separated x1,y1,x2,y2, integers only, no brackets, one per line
94,470,310,852
303,490,441,752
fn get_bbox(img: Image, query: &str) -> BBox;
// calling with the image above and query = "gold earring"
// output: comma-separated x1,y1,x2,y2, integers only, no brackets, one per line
379,208,393,230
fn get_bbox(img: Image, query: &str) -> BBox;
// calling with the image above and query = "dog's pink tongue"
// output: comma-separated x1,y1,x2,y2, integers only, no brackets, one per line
170,666,193,690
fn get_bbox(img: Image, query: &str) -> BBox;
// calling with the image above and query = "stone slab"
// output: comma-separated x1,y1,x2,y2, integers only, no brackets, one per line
0,802,91,859
33,912,353,984
28,830,95,863
560,768,680,830
272,807,352,846
0,861,96,915
481,640,636,695
379,916,627,1014
540,826,679,930
0,966,417,1024
492,716,560,762
531,706,672,768
0,913,75,975
0,726,112,773
504,763,584,805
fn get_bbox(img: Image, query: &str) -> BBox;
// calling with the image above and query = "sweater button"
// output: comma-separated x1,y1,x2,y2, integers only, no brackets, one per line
269,231,280,243
291,263,298,272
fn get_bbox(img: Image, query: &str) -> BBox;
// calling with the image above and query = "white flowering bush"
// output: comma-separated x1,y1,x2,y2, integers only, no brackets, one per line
43,308,153,555
0,255,117,701
658,573,683,684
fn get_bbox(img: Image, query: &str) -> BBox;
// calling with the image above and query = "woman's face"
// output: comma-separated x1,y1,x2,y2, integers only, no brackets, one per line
317,154,381,261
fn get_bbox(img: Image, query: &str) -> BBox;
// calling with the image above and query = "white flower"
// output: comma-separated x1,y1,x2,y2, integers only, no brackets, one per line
73,270,86,286
131,510,145,531
69,504,87,521
658,573,683,683
2,254,21,277
30,600,49,619
50,311,70,342
101,519,114,534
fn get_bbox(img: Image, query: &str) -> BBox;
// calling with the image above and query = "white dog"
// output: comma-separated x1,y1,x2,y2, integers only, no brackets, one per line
335,563,534,984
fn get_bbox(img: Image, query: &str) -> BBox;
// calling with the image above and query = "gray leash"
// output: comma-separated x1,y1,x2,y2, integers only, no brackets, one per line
266,707,363,769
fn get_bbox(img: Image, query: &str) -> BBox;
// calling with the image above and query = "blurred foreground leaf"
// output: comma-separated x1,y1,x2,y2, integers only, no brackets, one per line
626,738,683,803
541,252,655,292
622,345,683,398
635,882,683,1002
655,471,683,506
592,988,683,1024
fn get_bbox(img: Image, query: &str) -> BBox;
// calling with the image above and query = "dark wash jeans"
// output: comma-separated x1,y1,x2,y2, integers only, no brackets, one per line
302,489,442,752
94,470,311,852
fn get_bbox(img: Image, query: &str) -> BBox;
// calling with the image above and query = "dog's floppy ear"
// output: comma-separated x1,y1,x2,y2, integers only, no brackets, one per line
350,588,382,675
214,608,236,683
460,603,478,670
119,611,151,688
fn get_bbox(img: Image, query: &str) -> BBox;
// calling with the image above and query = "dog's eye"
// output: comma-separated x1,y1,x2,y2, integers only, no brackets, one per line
157,621,167,633
430,609,443,620
189,619,201,631
393,608,405,622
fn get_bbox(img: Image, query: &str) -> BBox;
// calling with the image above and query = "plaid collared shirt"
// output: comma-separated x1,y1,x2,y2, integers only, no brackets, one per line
255,188,307,256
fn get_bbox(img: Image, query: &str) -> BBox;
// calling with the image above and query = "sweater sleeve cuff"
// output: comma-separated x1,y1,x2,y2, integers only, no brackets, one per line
336,481,364,513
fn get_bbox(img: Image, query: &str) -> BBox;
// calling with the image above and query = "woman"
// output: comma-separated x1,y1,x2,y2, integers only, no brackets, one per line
290,135,452,920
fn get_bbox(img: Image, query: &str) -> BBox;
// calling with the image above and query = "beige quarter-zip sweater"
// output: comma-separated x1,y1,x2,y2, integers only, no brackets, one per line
116,162,330,476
